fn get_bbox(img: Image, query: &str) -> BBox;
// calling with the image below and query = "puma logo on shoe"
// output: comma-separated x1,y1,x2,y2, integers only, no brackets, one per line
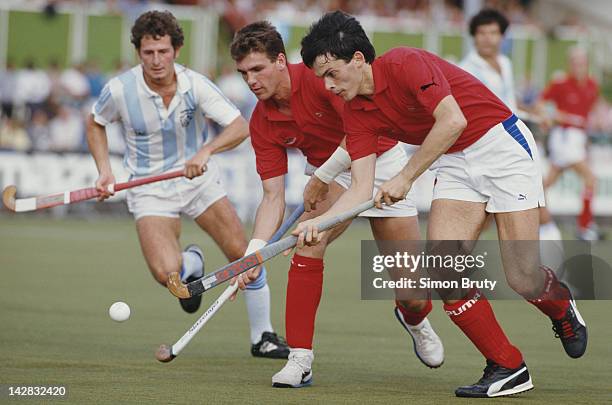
259,342,279,353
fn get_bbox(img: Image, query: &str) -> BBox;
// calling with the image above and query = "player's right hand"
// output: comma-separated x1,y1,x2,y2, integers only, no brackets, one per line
229,266,262,300
95,172,116,201
303,175,329,212
292,219,322,249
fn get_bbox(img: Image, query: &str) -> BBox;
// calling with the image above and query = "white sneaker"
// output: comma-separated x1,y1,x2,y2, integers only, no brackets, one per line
272,348,313,388
394,309,444,368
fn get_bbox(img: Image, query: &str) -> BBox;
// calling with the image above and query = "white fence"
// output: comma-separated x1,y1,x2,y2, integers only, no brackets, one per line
2,143,612,221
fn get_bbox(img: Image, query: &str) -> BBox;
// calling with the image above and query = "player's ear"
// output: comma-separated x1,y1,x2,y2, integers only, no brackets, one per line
174,46,182,60
353,51,365,67
276,53,287,70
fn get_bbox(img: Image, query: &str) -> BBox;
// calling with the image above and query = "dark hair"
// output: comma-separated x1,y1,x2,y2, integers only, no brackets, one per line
131,10,184,50
469,8,509,36
230,21,286,62
301,10,375,68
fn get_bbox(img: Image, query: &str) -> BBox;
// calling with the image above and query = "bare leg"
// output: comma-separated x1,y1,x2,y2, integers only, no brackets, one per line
495,208,544,299
369,215,425,310
135,216,182,286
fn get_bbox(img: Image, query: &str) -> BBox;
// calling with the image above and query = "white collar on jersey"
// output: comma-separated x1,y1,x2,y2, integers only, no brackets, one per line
135,63,192,98
464,50,508,74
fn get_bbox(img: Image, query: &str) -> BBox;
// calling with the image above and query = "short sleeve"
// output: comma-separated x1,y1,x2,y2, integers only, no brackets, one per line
396,52,452,115
250,111,288,180
194,75,241,127
92,83,120,126
540,82,559,102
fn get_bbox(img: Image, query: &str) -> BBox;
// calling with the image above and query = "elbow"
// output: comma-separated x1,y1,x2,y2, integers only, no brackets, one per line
238,117,250,141
448,113,467,138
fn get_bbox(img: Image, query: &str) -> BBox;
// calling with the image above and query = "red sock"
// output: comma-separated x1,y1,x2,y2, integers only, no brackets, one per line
445,289,523,369
577,188,594,230
395,299,432,326
528,266,570,320
285,254,324,349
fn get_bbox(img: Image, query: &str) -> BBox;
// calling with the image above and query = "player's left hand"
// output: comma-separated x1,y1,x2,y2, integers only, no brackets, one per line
229,266,262,300
375,173,413,209
184,149,210,179
290,218,324,251
303,176,329,212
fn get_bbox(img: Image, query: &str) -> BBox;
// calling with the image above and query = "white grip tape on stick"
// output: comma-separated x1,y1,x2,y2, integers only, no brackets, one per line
64,191,70,204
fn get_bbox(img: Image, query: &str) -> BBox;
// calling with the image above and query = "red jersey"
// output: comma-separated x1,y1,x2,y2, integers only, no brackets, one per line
249,63,397,180
344,47,513,160
541,75,599,129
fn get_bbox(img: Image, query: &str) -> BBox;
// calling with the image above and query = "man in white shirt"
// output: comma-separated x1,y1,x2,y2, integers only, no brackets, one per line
460,9,517,112
460,8,562,244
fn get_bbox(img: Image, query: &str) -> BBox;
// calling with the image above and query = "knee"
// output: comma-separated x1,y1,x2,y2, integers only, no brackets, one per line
148,260,181,287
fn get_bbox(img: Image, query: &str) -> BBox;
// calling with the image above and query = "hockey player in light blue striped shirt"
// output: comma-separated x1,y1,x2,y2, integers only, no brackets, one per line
87,10,289,359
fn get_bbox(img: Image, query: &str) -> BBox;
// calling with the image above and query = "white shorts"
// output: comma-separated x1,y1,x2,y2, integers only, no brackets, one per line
432,114,545,213
126,158,227,220
548,126,587,168
306,144,418,217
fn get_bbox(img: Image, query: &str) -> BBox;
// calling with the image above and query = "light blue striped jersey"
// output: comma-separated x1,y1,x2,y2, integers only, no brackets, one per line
92,63,241,176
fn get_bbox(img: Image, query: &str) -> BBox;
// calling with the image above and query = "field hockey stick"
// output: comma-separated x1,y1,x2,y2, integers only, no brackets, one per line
155,203,305,362
167,199,375,299
2,170,184,212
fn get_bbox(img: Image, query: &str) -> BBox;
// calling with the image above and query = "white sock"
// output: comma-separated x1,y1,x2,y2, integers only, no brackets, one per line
180,251,203,282
539,221,562,240
244,284,274,344
539,221,565,276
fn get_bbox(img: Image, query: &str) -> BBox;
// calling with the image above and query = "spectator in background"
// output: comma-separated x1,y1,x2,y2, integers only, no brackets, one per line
84,60,106,99
15,59,51,120
28,109,52,151
0,61,17,121
0,117,31,152
460,8,517,111
49,105,84,152
59,63,91,106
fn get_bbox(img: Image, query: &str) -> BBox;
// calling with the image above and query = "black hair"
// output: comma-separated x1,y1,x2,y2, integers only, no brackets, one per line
300,10,375,68
469,8,509,36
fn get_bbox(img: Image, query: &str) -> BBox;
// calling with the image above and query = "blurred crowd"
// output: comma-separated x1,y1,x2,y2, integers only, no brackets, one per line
49,0,535,29
0,59,125,153
1,0,610,154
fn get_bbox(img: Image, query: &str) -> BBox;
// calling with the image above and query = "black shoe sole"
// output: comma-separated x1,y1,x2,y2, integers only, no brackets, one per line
179,295,202,313
179,275,202,313
251,351,290,359
456,385,534,398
